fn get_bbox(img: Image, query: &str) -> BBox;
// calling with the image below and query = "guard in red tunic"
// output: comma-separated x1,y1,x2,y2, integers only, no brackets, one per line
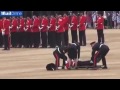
63,12,69,46
0,19,3,47
25,17,33,48
32,15,40,48
96,12,104,43
70,12,78,43
78,12,87,46
10,17,18,48
37,16,41,46
40,14,49,48
1,17,11,50
18,16,25,48
56,14,65,47
48,14,56,48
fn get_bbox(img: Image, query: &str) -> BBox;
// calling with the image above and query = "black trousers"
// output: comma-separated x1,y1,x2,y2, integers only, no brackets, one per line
18,32,26,48
55,32,58,46
49,31,56,48
68,48,77,59
41,32,47,48
11,32,18,47
53,51,67,67
64,30,69,46
26,32,33,48
97,30,104,43
79,30,86,46
3,35,9,50
71,30,78,43
77,46,109,67
32,32,40,48
0,33,3,47
93,46,109,67
56,32,65,47
48,31,50,46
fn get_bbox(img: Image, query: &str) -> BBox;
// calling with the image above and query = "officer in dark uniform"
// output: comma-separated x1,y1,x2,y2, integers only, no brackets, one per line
65,41,110,69
65,42,80,69
79,41,109,69
53,46,68,69
67,42,80,60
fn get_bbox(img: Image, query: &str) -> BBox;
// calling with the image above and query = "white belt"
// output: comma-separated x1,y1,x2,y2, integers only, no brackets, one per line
72,43,77,46
99,44,104,48
57,48,61,54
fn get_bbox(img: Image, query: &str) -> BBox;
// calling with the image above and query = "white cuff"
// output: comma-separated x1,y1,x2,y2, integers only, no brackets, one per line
2,30,5,35
9,26,11,29
47,26,50,29
17,26,19,29
56,26,58,30
70,25,73,27
40,27,43,30
39,27,41,30
71,23,74,25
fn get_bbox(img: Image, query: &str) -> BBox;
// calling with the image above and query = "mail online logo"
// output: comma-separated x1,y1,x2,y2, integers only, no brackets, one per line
0,11,23,16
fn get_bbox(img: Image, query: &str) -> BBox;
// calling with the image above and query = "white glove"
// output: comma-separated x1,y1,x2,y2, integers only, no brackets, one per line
39,26,41,30
40,27,43,30
11,25,13,28
70,25,73,28
17,26,19,29
26,25,29,28
25,28,28,31
9,26,12,29
24,27,27,31
41,25,44,27
30,25,33,28
2,30,5,36
47,26,50,29
56,26,58,31
69,24,71,27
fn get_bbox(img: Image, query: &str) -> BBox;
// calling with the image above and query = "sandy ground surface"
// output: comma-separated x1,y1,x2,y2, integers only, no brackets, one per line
0,29,120,79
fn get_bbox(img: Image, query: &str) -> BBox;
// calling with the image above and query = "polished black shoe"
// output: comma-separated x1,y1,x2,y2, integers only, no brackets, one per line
102,66,108,69
62,66,65,69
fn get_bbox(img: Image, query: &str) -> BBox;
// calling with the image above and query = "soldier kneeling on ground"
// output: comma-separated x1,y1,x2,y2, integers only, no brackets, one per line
46,41,110,71
65,41,110,69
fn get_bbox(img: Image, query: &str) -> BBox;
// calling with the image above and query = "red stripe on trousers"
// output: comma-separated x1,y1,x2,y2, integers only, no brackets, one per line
55,53,59,67
94,52,99,67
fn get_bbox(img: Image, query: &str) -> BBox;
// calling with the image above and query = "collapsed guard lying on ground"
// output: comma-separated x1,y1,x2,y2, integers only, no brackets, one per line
46,42,110,71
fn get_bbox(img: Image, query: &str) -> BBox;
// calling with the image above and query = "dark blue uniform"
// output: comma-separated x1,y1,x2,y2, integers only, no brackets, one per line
77,43,109,69
53,47,67,68
67,43,80,60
